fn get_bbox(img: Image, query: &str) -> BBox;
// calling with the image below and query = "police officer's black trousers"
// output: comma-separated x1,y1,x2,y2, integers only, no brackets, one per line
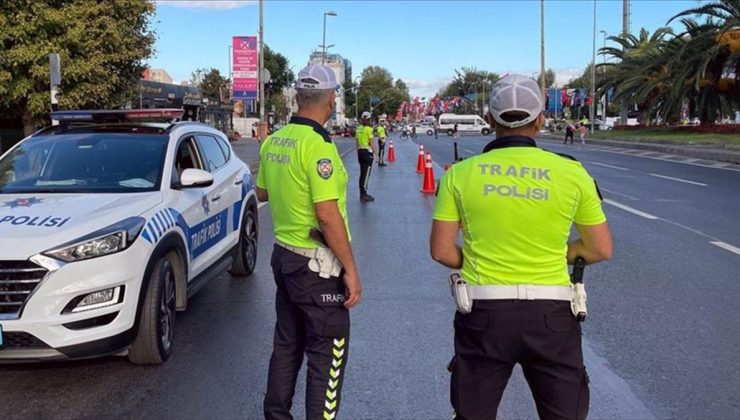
450,300,589,420
264,245,350,420
357,149,373,196
377,140,385,164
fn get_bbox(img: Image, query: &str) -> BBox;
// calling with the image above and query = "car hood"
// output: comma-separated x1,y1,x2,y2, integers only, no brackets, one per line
0,192,162,260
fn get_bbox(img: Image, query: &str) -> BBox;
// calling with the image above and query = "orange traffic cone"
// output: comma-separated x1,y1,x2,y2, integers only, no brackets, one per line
387,140,396,162
416,144,425,173
421,152,436,194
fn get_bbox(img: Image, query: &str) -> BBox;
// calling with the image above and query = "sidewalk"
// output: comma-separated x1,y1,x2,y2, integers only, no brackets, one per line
540,132,740,164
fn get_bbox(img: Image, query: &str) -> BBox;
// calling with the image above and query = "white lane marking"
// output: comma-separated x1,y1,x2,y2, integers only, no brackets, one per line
713,162,731,168
549,141,740,172
600,187,638,200
710,241,740,256
463,148,477,154
587,162,630,171
648,173,708,187
604,199,658,220
432,159,445,173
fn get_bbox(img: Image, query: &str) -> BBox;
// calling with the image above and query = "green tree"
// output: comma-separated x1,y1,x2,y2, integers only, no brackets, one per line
343,79,357,116
598,28,676,125
566,63,595,89
356,66,409,119
669,0,740,122
537,68,556,89
0,0,156,135
190,68,230,102
438,67,499,114
263,45,293,119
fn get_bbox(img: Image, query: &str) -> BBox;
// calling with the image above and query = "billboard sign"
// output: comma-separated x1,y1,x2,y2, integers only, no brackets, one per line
232,36,258,100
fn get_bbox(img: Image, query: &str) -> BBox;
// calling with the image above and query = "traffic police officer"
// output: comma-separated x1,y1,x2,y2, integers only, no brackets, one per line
257,64,363,420
430,74,613,419
356,111,378,202
376,122,387,167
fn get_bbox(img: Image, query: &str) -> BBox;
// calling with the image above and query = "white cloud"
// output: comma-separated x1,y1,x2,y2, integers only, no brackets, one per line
156,0,255,10
405,78,452,99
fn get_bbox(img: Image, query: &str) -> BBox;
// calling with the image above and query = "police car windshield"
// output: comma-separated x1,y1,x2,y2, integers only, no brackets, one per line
0,133,168,194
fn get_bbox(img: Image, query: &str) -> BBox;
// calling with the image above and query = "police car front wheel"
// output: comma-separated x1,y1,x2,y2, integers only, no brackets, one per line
128,251,180,365
230,207,258,276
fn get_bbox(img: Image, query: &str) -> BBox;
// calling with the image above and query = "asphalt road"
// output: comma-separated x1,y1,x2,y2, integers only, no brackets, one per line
3,132,739,419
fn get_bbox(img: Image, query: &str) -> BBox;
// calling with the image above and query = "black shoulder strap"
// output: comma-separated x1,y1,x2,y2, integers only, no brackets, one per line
289,116,333,143
541,148,579,162
482,135,537,153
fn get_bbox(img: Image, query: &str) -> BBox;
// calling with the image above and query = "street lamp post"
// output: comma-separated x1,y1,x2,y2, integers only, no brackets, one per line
322,10,337,65
258,0,265,142
228,44,233,129
600,30,608,119
590,0,596,134
353,76,361,120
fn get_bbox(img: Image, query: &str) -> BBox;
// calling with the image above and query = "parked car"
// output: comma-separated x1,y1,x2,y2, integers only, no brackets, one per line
0,109,259,364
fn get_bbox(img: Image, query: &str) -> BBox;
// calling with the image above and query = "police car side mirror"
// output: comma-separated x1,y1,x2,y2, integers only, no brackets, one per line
176,168,214,189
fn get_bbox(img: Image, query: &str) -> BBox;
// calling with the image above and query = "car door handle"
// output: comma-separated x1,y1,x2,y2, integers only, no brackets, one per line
211,195,221,202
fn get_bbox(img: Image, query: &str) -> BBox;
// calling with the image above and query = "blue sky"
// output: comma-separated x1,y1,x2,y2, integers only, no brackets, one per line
151,0,709,98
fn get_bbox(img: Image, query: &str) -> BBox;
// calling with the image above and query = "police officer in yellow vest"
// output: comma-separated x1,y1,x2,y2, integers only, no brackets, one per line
257,64,362,420
376,123,387,167
356,111,378,202
430,75,613,419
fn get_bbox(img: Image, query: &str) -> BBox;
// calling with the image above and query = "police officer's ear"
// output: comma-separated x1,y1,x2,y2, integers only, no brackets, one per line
485,111,496,129
534,112,545,130
328,90,337,112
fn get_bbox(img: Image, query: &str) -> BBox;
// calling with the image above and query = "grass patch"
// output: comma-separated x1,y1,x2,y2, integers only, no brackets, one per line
590,129,740,145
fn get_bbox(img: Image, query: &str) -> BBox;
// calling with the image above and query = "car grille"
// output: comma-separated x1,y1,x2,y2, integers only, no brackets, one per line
2,331,50,348
0,261,48,318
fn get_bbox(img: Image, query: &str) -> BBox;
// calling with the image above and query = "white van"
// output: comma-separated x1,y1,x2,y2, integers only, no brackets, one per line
438,113,491,136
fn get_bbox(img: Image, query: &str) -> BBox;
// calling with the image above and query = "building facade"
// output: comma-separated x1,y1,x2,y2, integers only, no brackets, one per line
142,68,174,85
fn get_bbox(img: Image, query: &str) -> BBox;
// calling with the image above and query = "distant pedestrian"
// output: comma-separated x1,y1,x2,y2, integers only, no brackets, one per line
434,119,439,139
564,122,574,144
579,124,587,144
453,123,459,139
411,123,417,139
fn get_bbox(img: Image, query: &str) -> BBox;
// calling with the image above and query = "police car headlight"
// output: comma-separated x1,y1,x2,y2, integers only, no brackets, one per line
44,217,145,263
46,231,126,262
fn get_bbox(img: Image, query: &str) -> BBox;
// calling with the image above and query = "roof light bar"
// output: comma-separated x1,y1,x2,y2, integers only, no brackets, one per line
50,109,184,124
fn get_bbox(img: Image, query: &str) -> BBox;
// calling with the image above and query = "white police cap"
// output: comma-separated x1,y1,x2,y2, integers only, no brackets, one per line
295,64,338,90
489,74,544,128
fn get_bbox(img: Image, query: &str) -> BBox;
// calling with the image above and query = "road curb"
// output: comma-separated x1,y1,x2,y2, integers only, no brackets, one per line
539,134,740,164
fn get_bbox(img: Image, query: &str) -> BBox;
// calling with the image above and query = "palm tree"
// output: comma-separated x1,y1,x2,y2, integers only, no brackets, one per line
669,0,740,123
597,28,675,126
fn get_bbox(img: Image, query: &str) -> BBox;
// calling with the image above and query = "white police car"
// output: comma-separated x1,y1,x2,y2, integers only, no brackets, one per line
0,109,259,364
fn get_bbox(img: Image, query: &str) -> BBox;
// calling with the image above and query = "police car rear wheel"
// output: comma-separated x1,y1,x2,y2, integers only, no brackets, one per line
128,252,179,365
229,208,258,276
